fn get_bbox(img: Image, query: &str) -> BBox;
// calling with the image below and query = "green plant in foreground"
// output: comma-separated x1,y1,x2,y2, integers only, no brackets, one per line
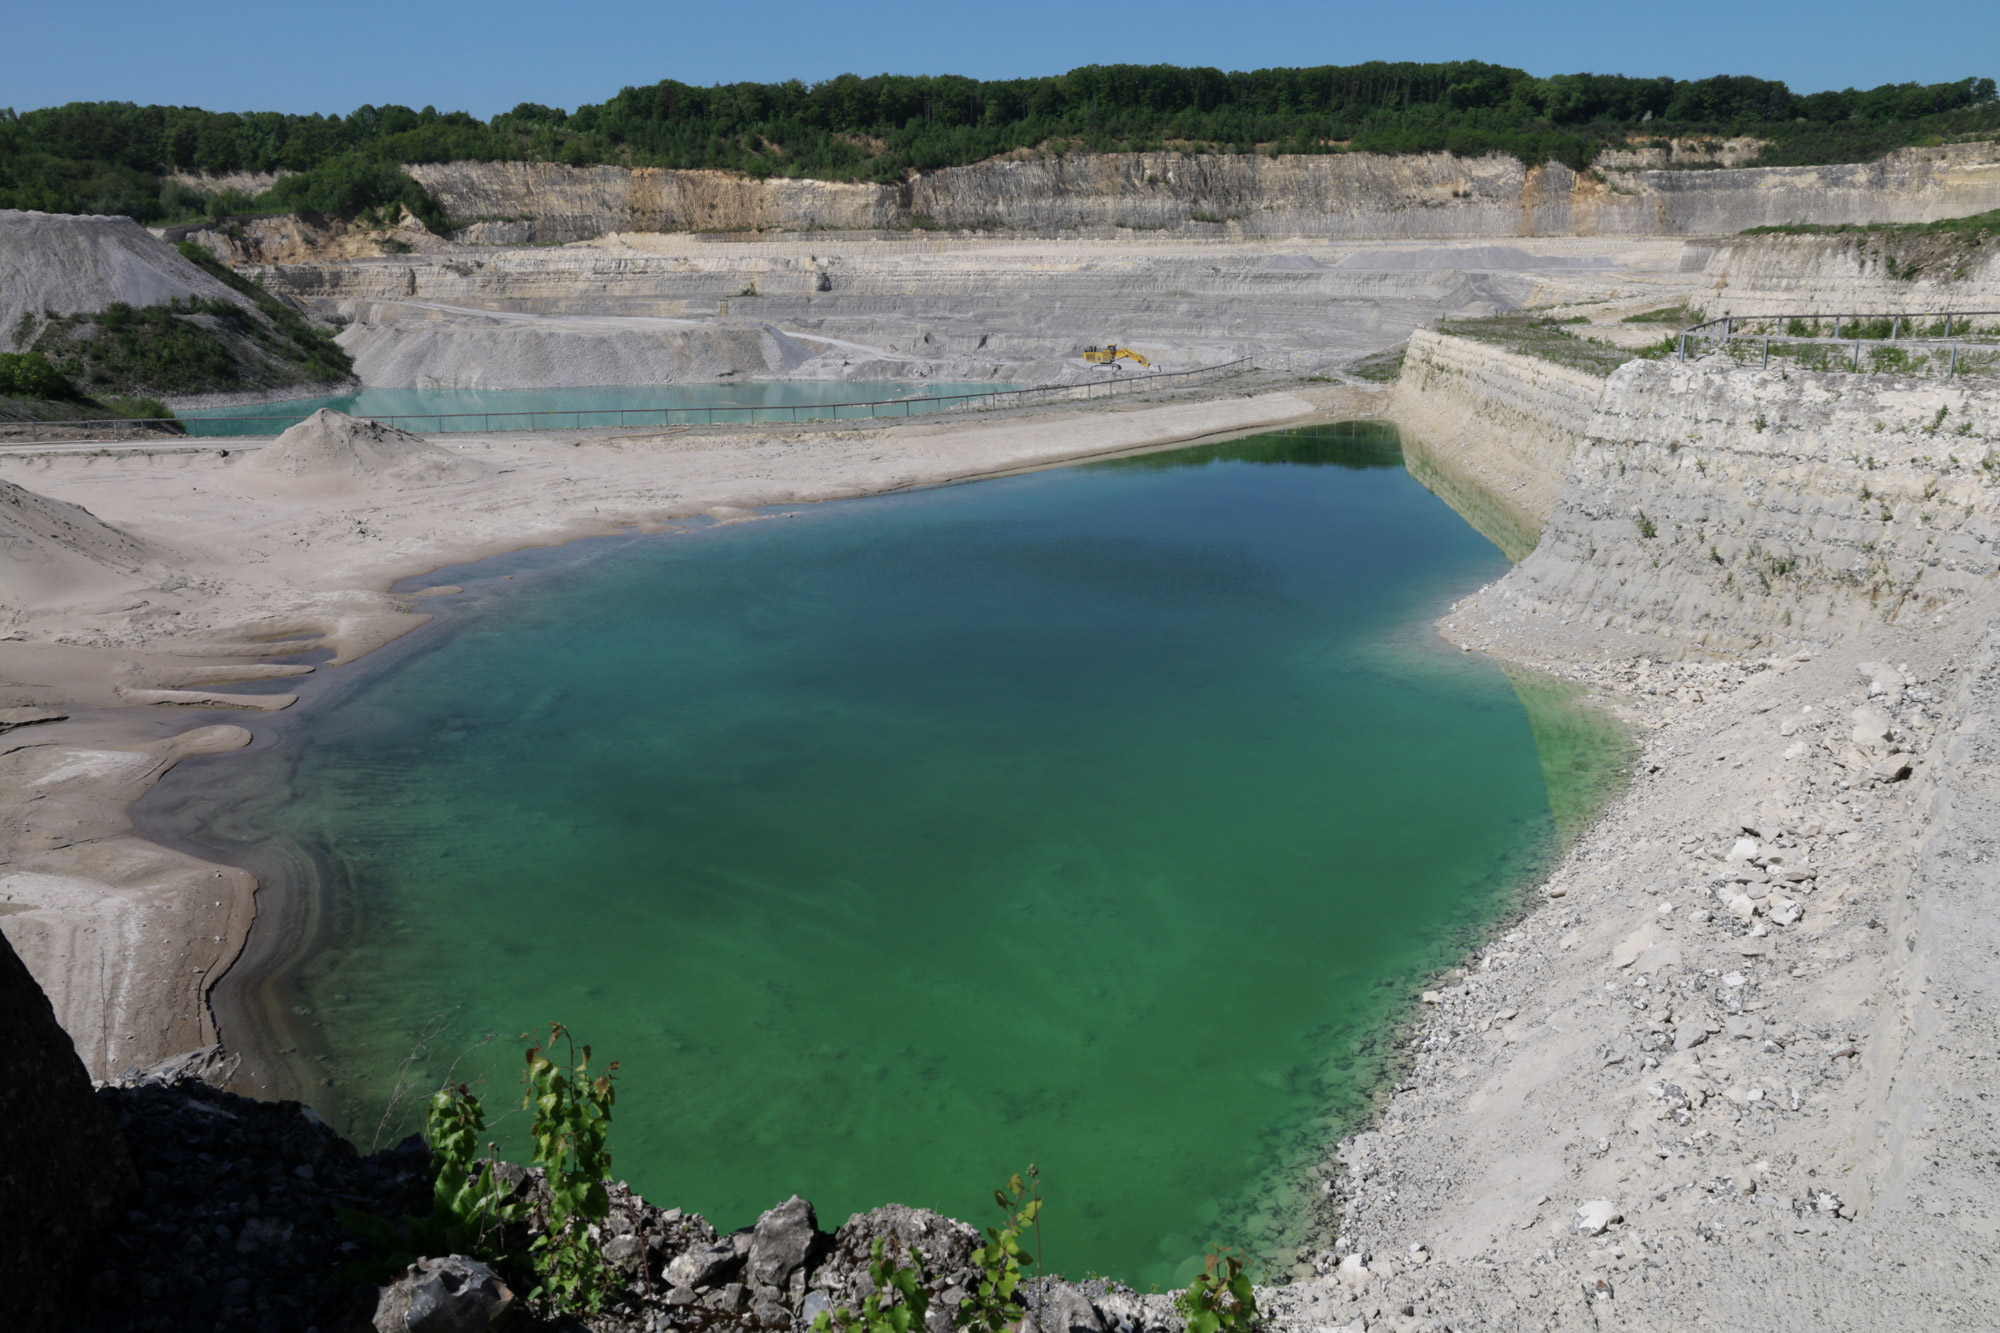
812,1238,932,1333
958,1168,1042,1333
425,1082,520,1255
520,1022,620,1314
335,1080,522,1282
1174,1248,1260,1333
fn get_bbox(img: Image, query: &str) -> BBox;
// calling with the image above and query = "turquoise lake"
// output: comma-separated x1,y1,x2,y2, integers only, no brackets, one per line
163,423,1587,1288
176,381,1009,436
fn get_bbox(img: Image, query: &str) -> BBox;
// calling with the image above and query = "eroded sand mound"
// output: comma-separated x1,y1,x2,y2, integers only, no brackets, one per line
0,477,158,611
237,410,489,495
0,210,257,349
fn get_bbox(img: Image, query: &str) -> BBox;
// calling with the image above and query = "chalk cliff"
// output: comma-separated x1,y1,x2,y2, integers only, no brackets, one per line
390,144,2000,246
1390,327,1606,559
1394,331,2000,655
1479,359,2000,653
1695,230,2000,316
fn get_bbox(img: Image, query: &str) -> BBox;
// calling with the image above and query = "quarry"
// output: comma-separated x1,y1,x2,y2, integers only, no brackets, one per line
5,128,2000,1333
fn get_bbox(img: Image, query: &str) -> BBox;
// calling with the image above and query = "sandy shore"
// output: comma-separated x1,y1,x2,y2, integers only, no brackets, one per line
1255,596,2000,1327
0,384,1351,1082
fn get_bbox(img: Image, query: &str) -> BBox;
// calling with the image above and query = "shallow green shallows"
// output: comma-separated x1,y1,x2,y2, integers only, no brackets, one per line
192,422,1604,1288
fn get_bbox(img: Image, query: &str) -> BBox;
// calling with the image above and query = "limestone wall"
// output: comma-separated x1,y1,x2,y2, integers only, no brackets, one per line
405,144,2000,244
1696,231,2000,317
1390,328,1606,559
1467,360,2000,653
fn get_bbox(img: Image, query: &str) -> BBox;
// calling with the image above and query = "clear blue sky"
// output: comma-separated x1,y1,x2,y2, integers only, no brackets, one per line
12,0,1998,118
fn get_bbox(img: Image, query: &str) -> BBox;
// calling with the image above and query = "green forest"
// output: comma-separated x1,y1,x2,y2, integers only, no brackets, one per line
3,61,1995,228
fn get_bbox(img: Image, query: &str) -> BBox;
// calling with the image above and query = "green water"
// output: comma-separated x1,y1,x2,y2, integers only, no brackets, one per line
175,423,1583,1287
175,380,1008,436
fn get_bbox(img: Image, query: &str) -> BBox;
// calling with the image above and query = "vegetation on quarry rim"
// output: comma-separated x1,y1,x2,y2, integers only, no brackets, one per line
1440,313,1672,377
1742,207,2000,239
1,62,1995,228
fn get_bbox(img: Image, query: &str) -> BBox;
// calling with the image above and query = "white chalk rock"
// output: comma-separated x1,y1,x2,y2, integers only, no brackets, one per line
1573,1200,1622,1236
1849,704,1895,751
1611,926,1657,969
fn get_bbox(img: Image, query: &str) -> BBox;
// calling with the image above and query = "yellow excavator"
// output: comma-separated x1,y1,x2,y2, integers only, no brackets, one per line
1082,344,1150,367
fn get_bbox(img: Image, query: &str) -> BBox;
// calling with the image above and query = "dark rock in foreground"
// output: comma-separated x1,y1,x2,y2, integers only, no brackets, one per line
69,1078,429,1332
0,927,136,1332
60,1072,1184,1333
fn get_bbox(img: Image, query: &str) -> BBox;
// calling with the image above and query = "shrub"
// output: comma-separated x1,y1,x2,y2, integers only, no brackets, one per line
811,1239,931,1333
255,152,451,232
958,1169,1042,1333
0,349,78,399
519,1023,620,1315
1174,1249,1260,1333
337,1082,522,1281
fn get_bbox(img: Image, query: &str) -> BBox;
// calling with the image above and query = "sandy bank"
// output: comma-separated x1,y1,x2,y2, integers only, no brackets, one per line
0,385,1346,1081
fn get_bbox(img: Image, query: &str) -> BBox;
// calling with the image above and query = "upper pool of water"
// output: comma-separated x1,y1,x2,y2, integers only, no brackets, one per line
155,423,1596,1287
176,381,1010,436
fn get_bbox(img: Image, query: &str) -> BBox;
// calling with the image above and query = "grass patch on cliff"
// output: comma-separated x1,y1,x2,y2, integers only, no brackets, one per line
1621,304,1699,325
1439,313,1648,377
1348,345,1408,382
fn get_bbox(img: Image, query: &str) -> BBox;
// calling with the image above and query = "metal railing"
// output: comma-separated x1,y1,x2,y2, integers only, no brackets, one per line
6,359,1252,445
1677,311,2000,378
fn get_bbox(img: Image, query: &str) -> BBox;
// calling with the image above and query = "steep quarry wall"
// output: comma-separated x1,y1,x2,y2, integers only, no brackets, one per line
1390,328,1604,560
406,144,2000,244
413,161,898,240
1695,230,2000,316
1447,359,2000,654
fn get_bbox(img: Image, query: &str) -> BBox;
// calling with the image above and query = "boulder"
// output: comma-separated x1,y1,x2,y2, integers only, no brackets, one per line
1855,661,1906,703
1573,1200,1622,1236
667,1230,752,1288
1869,753,1915,784
1611,926,1657,969
747,1195,824,1291
371,1255,513,1333
1022,1283,1108,1333
1633,942,1682,974
1849,703,1896,751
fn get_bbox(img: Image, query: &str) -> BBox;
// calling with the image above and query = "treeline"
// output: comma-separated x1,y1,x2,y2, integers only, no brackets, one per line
2,62,1996,226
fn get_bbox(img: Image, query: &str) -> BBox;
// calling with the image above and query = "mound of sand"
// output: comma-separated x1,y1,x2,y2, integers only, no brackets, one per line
236,410,490,496
0,478,159,612
0,210,258,350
